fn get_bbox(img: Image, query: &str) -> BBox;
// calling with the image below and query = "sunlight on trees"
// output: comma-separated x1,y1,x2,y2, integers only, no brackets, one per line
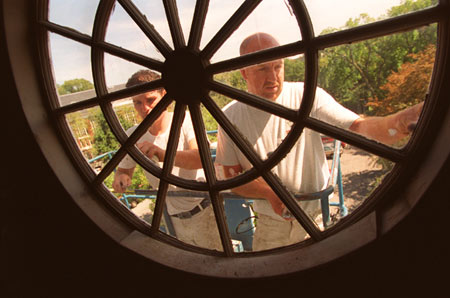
367,44,435,116
57,78,94,95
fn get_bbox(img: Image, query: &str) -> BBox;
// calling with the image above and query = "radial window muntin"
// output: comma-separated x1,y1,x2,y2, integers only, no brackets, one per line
7,0,445,276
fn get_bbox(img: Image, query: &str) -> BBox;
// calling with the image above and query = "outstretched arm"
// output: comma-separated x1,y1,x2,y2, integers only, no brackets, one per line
349,102,423,145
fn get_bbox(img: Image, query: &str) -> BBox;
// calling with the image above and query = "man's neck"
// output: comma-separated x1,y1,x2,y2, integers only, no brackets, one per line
148,111,171,136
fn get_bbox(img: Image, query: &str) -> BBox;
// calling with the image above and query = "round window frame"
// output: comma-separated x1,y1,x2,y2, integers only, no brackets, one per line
3,0,450,278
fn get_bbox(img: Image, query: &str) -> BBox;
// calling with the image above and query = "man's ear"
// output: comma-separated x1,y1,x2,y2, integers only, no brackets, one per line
240,68,248,81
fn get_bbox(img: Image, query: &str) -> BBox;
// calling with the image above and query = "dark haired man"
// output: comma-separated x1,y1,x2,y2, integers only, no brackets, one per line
112,69,222,250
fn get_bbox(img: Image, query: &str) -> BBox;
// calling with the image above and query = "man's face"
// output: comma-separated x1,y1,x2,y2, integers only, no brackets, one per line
241,59,284,101
132,90,164,119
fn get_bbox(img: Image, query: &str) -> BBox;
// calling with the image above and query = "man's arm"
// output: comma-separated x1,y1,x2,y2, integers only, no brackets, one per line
137,138,202,169
349,102,423,145
112,167,135,193
222,164,286,217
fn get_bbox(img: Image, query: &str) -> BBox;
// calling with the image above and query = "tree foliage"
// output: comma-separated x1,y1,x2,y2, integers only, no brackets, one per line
57,78,94,95
87,106,149,190
317,0,437,114
284,57,305,82
90,109,120,156
367,44,435,116
90,106,137,156
205,71,245,135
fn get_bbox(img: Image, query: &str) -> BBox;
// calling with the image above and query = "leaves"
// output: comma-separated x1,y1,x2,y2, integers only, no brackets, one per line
317,0,437,115
284,57,305,82
366,44,435,116
57,78,94,95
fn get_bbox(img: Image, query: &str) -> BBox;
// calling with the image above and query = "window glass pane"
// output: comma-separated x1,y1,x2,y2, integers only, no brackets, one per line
49,33,95,105
65,106,120,173
305,0,437,37
334,144,392,221
211,94,290,176
213,71,247,93
213,54,305,110
313,138,394,229
200,0,244,52
222,192,255,252
104,54,160,91
128,197,156,224
49,0,100,35
219,182,315,252
208,0,302,63
112,98,140,132
314,27,436,148
201,103,219,143
106,1,166,61
109,69,165,135
175,0,196,44
105,153,156,224
111,92,203,182
129,0,174,49
160,187,225,252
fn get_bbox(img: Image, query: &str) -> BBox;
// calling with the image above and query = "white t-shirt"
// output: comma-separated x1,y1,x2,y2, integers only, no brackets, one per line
118,112,206,215
215,82,359,220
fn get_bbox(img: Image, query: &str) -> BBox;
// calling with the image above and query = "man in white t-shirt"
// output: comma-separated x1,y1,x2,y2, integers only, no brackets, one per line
112,70,222,251
215,33,424,251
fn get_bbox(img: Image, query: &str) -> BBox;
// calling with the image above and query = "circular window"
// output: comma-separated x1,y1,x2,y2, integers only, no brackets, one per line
4,0,450,277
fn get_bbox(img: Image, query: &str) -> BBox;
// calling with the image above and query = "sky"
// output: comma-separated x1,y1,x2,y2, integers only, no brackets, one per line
48,0,405,87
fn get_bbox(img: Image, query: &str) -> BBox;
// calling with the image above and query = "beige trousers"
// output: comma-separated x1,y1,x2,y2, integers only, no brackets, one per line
252,213,309,251
170,205,223,251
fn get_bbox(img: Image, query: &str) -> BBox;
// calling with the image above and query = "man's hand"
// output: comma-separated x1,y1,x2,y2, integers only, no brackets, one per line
112,173,132,193
137,141,164,162
222,164,292,220
394,101,424,137
266,196,292,219
350,101,424,144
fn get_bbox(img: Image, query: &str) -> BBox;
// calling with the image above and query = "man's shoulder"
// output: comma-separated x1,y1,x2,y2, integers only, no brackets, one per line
281,81,304,94
125,125,139,135
281,82,333,104
222,100,241,114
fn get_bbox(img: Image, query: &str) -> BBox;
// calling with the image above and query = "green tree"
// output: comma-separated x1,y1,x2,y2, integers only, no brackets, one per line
89,106,151,191
205,70,246,136
317,0,437,114
284,57,305,82
57,78,94,95
389,0,438,17
367,44,435,171
367,44,434,116
90,108,120,156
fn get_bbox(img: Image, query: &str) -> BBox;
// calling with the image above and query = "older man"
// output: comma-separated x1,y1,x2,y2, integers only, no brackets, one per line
112,69,222,251
215,32,423,251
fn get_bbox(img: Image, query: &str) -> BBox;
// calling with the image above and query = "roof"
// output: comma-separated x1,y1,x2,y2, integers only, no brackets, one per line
58,84,131,107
